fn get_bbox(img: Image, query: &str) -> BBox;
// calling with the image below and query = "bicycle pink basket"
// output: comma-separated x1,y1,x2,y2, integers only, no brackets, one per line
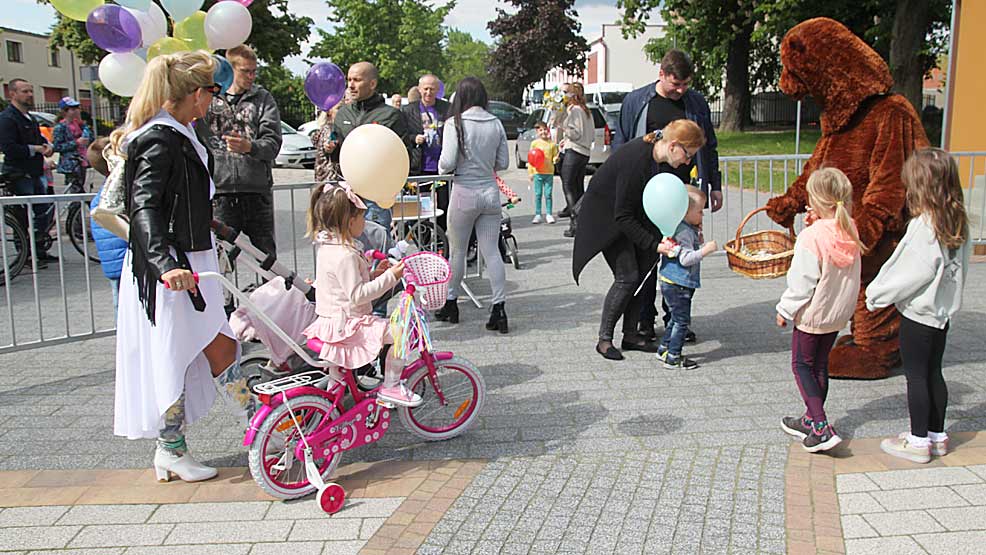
401,251,451,311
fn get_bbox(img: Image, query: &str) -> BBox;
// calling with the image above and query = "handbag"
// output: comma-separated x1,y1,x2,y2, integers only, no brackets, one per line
90,144,130,239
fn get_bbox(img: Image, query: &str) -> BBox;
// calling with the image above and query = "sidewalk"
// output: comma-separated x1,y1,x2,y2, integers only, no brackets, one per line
0,165,984,554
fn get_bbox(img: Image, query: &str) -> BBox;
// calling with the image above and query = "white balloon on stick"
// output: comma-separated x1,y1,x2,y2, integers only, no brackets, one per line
339,124,410,209
205,1,253,50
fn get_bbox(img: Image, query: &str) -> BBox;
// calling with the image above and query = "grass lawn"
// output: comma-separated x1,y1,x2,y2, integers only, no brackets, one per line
715,129,822,192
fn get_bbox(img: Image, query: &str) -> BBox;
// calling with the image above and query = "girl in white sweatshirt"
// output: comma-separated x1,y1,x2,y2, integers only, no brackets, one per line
867,148,971,464
777,168,864,453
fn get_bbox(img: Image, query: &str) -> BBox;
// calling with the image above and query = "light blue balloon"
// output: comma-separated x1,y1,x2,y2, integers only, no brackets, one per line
213,54,234,95
642,172,689,237
115,0,151,10
160,0,204,23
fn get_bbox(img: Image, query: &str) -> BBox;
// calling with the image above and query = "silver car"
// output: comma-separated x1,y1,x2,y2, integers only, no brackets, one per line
515,105,611,172
275,121,316,169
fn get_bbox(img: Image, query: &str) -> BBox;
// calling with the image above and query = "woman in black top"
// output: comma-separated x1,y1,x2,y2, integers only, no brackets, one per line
573,120,706,360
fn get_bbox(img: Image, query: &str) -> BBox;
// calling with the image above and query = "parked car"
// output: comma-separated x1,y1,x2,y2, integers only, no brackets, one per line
298,120,320,139
275,121,316,169
30,111,57,143
488,101,527,140
584,82,632,115
515,104,612,172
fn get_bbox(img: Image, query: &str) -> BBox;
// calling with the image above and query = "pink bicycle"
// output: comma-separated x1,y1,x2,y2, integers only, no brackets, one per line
192,252,485,513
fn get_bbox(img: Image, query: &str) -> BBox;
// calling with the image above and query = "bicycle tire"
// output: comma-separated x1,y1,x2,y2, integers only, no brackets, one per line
66,203,100,263
404,219,449,259
1,211,29,285
398,356,485,442
247,394,342,500
508,236,520,270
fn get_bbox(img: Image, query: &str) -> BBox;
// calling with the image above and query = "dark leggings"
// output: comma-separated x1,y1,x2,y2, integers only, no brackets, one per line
791,329,838,423
900,316,949,437
599,240,654,342
560,150,589,215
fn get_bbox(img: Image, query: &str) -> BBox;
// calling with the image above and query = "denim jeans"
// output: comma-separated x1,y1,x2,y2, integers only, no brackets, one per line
12,175,52,251
659,281,695,357
213,192,276,256
364,199,393,231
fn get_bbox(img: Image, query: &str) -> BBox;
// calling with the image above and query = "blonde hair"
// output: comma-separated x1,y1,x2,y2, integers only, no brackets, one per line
306,185,366,243
903,148,969,250
643,119,706,151
806,167,866,252
109,50,216,156
225,44,257,66
686,185,707,211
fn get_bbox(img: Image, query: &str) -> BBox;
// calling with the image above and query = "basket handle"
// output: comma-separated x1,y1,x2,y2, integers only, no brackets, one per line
734,207,796,248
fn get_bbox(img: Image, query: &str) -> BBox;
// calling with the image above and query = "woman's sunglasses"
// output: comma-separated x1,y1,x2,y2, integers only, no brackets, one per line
201,83,222,96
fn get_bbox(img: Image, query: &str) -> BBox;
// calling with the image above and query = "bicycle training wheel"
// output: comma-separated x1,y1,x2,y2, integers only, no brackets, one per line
67,204,100,263
398,356,485,441
1,211,29,285
247,394,341,500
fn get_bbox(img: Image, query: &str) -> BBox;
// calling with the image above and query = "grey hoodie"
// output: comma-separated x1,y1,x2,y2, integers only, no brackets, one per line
438,107,509,189
866,215,970,329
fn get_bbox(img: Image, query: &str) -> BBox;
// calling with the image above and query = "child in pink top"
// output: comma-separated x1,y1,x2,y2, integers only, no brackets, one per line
302,183,422,407
776,168,864,453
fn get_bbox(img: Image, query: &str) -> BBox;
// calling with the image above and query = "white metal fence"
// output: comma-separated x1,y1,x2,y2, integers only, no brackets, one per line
2,153,983,353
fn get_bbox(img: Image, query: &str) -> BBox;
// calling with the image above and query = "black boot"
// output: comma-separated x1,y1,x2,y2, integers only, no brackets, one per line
435,299,459,323
485,302,508,334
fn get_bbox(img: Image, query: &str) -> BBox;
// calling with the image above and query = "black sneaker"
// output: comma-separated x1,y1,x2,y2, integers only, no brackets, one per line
684,330,697,343
781,415,813,441
662,354,698,370
803,424,842,453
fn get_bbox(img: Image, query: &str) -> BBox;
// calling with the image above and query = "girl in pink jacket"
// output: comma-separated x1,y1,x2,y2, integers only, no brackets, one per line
776,168,864,453
302,183,422,407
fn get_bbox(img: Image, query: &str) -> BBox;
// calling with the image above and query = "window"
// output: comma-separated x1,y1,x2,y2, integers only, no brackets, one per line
6,40,23,63
49,48,60,67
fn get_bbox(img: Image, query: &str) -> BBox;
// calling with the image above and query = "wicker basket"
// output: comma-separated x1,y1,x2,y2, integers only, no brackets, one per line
724,207,796,280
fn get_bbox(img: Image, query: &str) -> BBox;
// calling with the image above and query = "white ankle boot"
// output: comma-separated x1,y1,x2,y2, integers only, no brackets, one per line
153,446,218,483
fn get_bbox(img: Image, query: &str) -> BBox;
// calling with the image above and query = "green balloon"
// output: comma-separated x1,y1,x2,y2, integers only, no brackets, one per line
147,37,188,60
51,0,104,21
174,11,210,52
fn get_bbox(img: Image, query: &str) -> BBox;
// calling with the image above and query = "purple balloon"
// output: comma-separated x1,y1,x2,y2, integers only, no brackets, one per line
438,80,445,99
305,62,346,111
87,5,142,54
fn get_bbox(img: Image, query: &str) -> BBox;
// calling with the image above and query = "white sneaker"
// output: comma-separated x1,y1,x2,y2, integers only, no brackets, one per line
377,382,423,407
531,215,542,224
153,446,218,483
545,214,556,224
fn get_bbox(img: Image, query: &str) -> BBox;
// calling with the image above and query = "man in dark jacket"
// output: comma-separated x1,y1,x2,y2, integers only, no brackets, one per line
401,73,451,227
197,45,283,256
0,78,56,264
333,61,410,230
612,50,722,342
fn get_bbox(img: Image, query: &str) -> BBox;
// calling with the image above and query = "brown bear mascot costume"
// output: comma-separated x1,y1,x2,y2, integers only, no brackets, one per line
766,18,929,379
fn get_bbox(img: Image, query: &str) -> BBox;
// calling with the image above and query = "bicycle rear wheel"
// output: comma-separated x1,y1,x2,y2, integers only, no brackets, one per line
403,220,449,258
398,356,485,441
67,204,100,263
247,394,341,500
1,211,28,285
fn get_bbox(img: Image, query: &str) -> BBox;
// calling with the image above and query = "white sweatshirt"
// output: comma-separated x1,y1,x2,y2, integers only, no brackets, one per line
865,214,970,329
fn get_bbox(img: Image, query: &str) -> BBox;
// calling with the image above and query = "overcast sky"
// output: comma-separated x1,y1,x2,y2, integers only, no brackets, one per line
1,0,629,76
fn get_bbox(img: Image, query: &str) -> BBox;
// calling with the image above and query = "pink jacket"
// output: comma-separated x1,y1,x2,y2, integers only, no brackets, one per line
312,237,399,329
776,219,861,334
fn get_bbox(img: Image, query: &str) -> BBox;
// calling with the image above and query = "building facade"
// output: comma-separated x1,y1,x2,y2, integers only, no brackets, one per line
1,26,98,112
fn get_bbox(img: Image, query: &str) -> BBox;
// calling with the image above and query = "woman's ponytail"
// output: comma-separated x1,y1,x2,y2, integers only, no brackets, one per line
110,55,173,156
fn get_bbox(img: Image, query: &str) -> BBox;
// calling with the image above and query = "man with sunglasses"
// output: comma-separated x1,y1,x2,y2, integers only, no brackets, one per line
613,49,722,345
196,44,283,258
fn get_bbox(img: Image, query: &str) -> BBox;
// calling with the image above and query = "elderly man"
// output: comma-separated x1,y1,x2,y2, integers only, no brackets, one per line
196,44,283,256
332,61,409,230
0,78,56,266
401,74,451,227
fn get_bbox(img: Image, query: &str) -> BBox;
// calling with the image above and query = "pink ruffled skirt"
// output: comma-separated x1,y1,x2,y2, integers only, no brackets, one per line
302,314,391,369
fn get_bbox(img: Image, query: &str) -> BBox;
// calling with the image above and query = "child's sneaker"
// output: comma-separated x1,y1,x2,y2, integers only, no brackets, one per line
931,439,949,457
781,415,813,441
662,354,698,370
545,214,556,224
377,382,423,408
656,344,668,360
880,434,931,463
532,215,542,224
803,423,841,453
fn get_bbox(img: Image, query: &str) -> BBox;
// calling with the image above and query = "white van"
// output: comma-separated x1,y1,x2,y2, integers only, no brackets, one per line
583,82,633,125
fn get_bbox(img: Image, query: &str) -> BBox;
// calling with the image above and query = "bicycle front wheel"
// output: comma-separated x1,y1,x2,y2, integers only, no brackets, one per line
398,356,485,441
1,211,28,284
67,204,100,263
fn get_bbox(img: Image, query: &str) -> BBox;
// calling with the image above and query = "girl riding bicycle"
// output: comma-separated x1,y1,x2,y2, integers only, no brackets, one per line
302,182,422,408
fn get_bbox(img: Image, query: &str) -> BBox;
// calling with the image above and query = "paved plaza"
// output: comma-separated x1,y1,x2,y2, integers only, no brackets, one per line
0,164,984,554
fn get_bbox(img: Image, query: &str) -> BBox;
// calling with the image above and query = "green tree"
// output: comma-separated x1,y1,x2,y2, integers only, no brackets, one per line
444,29,491,95
308,0,454,94
487,0,588,104
258,65,311,127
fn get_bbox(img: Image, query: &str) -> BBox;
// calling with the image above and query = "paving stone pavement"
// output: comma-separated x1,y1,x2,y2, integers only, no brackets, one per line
0,163,984,554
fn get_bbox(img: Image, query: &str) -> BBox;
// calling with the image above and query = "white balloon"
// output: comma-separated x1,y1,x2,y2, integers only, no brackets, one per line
126,3,167,48
99,52,147,97
115,0,151,10
205,1,253,50
339,125,410,209
160,0,203,24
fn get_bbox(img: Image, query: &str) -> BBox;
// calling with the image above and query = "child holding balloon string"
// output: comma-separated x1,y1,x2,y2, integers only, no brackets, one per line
528,121,559,224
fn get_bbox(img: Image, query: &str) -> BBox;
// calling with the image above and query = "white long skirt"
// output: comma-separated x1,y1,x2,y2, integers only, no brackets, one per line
114,242,234,440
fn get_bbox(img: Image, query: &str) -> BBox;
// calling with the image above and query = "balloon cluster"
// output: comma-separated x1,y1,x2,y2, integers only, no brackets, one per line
50,0,254,97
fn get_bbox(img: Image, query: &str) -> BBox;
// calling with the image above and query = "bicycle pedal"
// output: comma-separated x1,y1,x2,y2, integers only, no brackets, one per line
376,399,396,409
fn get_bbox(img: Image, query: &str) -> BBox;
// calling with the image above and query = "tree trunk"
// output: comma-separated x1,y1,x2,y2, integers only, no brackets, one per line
889,0,930,114
719,15,753,132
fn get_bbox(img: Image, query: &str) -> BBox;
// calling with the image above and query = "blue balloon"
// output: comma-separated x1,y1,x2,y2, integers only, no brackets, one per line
642,172,689,237
213,54,234,95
